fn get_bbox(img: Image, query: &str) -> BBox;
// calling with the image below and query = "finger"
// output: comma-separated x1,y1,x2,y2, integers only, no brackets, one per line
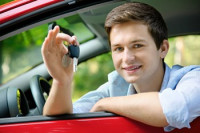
62,43,69,54
58,43,69,58
43,27,58,54
41,37,47,54
46,30,54,49
51,26,60,46
41,37,50,58
71,36,79,46
56,33,75,45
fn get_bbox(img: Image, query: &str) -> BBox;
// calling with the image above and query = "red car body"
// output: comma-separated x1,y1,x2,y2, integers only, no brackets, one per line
0,0,199,132
0,0,62,24
0,115,199,133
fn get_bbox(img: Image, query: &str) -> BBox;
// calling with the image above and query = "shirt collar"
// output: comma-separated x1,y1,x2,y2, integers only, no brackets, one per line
160,63,171,92
127,84,136,95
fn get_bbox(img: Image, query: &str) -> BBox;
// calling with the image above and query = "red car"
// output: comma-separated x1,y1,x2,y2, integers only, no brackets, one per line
0,0,200,132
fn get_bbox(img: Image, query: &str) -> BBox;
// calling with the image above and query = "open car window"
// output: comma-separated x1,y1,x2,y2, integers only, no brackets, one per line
0,14,95,85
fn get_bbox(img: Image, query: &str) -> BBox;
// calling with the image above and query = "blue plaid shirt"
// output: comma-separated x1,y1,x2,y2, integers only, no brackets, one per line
73,64,200,131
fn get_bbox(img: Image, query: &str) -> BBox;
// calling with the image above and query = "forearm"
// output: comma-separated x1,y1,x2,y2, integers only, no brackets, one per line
43,79,73,116
91,92,168,127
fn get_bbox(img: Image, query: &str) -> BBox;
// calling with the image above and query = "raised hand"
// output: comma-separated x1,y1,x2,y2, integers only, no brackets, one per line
41,26,79,83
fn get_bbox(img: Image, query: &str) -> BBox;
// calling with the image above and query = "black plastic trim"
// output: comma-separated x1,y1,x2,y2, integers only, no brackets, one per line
0,112,117,125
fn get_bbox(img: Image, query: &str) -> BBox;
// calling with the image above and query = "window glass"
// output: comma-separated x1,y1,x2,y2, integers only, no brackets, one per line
0,24,47,85
0,14,95,85
72,52,115,102
55,14,95,44
165,35,200,67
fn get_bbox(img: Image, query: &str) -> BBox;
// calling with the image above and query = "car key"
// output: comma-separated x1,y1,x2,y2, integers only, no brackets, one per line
68,45,80,72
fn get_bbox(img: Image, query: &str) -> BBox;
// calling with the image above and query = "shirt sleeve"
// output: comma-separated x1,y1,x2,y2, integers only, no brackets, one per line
73,82,110,113
159,69,200,131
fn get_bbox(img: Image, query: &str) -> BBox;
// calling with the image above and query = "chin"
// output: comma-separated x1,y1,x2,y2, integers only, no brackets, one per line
124,76,138,84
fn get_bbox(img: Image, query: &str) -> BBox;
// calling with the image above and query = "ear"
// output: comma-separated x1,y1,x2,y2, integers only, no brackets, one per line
159,40,169,59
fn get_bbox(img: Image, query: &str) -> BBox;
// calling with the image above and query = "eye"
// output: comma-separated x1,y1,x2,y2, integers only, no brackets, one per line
112,47,123,52
134,44,143,48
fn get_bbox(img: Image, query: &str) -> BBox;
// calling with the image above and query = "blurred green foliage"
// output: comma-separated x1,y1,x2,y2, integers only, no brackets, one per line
0,0,12,5
0,24,48,84
73,53,114,101
165,35,200,67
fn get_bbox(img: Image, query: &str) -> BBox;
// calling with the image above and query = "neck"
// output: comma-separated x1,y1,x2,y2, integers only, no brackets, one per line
133,63,165,93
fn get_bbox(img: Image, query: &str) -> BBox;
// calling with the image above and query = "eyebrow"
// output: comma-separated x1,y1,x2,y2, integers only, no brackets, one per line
111,39,147,47
131,39,147,43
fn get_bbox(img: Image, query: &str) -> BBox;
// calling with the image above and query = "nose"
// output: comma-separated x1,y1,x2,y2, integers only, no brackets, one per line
123,48,135,64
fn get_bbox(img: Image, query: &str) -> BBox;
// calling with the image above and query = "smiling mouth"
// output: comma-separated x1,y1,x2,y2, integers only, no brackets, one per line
123,65,142,72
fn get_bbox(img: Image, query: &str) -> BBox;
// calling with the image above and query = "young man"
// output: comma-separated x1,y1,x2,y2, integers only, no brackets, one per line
42,2,200,131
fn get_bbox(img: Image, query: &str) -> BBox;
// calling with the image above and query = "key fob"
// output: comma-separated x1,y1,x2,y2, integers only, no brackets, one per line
68,45,80,58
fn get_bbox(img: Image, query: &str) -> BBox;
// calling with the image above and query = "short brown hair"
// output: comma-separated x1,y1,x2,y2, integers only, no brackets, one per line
105,2,168,49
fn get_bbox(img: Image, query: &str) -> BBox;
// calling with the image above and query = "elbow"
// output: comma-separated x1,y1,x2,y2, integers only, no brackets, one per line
151,116,169,127
43,109,49,116
43,107,51,116
43,107,73,116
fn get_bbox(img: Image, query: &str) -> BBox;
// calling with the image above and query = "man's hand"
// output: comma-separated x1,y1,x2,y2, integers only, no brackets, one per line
90,98,107,112
42,26,79,116
41,26,78,83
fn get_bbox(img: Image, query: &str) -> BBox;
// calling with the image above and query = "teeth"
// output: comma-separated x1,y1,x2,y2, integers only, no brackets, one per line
126,66,140,70
133,66,139,69
131,66,138,70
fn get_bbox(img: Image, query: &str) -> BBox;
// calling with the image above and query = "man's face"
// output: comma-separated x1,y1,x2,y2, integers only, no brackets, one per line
110,21,166,84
